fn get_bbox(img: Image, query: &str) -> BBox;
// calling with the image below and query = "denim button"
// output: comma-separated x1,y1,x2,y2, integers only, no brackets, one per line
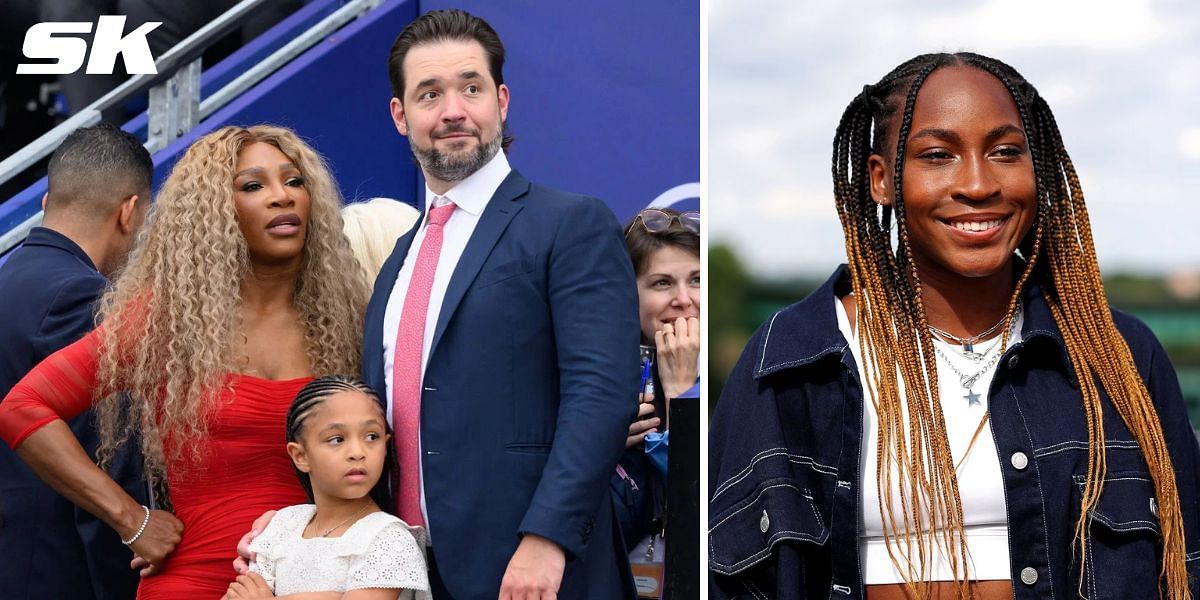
1010,452,1029,470
1150,498,1158,517
759,509,770,533
1020,567,1038,585
1008,354,1020,369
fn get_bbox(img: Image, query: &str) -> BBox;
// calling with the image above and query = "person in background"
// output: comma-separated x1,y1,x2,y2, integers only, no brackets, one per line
0,123,151,600
613,208,700,553
341,198,419,289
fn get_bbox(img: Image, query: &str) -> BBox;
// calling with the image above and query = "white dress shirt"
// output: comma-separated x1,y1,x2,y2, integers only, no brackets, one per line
381,149,511,534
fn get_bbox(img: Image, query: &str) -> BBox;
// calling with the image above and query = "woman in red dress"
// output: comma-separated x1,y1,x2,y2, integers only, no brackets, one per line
0,125,369,598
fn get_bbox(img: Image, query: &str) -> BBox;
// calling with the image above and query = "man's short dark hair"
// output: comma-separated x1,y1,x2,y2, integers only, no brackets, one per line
386,9,506,100
45,123,153,216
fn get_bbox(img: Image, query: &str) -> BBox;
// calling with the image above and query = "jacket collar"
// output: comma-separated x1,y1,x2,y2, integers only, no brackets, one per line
21,226,98,272
754,262,1072,380
753,265,852,379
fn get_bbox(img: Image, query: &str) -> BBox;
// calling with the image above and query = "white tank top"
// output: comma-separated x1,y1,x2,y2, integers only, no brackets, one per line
834,297,1019,583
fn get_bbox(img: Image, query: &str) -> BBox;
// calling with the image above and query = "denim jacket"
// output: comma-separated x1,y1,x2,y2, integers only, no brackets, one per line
709,265,1200,599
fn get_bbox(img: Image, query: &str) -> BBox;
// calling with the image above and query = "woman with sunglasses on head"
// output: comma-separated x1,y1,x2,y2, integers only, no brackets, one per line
612,207,700,554
709,53,1200,600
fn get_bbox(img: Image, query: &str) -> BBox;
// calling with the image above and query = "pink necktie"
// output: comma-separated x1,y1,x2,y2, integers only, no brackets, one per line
393,200,456,527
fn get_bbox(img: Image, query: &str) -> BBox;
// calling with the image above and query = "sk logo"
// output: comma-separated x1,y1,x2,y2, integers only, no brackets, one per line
17,16,162,76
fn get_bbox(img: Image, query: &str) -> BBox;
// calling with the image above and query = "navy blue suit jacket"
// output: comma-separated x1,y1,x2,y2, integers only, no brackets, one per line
0,228,146,600
363,171,640,598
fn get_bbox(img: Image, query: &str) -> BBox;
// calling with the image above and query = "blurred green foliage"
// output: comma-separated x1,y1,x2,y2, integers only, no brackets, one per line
708,243,1200,431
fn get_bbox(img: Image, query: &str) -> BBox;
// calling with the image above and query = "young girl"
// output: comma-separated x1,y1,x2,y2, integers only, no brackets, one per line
223,376,430,600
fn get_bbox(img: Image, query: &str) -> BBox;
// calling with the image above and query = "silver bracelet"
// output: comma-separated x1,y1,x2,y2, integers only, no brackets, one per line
121,505,151,546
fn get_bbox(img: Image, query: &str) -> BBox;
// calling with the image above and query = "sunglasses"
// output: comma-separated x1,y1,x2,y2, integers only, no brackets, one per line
626,209,701,235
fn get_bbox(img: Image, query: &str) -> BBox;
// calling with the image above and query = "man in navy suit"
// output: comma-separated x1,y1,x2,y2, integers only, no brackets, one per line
0,124,151,599
370,9,639,598
235,10,639,596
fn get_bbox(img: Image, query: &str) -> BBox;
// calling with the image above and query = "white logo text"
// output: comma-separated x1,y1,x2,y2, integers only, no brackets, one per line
16,16,162,75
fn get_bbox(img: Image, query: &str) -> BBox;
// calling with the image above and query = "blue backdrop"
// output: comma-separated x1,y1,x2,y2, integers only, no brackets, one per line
0,0,698,246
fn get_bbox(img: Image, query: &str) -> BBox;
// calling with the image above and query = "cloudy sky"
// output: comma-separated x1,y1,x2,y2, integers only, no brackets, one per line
710,0,1200,278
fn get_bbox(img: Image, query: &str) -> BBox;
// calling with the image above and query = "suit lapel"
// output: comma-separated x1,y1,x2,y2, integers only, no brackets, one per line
428,171,530,359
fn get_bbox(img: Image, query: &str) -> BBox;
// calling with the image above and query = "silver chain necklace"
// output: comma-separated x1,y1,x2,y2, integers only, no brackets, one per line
928,300,1021,358
934,343,1004,407
932,306,1021,406
309,503,370,538
945,332,1003,363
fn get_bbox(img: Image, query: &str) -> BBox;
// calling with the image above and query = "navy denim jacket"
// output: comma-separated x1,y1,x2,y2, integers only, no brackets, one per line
710,265,1200,599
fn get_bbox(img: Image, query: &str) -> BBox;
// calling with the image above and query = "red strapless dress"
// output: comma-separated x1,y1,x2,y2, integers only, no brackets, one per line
0,329,311,599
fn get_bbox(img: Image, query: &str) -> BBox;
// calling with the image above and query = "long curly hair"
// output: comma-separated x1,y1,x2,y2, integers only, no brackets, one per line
91,125,369,485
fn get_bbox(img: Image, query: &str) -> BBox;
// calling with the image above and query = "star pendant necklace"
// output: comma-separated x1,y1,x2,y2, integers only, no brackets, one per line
934,343,1003,406
931,303,1021,406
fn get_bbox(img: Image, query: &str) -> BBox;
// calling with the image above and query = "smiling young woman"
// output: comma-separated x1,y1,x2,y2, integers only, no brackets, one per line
709,53,1200,600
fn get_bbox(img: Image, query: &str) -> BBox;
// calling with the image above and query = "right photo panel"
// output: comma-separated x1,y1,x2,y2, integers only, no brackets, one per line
708,2,1200,598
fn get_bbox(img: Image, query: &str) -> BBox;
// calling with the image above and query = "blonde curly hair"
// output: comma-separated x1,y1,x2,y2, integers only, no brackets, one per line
92,125,369,484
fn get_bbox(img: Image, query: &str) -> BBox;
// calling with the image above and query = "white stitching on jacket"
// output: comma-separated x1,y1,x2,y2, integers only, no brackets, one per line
1033,439,1140,458
712,448,838,501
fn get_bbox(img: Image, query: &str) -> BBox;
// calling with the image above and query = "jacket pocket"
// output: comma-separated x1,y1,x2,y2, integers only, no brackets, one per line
476,255,539,288
1073,471,1162,600
504,442,552,455
709,478,829,577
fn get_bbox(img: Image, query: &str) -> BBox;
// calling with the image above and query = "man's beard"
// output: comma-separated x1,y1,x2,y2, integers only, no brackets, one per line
410,123,503,184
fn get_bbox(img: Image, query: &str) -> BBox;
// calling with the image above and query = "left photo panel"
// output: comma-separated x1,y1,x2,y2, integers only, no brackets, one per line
0,2,699,599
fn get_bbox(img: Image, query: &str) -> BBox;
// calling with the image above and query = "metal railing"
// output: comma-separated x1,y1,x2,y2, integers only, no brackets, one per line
0,0,384,255
0,0,270,188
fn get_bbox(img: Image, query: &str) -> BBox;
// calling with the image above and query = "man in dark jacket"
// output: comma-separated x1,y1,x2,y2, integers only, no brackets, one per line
0,123,151,600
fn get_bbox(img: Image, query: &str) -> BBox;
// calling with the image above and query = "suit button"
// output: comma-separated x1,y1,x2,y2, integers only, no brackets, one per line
1010,452,1029,470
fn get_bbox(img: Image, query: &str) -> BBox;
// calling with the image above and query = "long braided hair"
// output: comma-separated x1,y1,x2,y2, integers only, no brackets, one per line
832,52,1186,599
286,376,396,512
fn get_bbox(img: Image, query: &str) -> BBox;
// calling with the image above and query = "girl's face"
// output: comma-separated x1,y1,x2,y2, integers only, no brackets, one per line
232,141,312,268
638,245,701,342
868,66,1037,282
287,390,389,504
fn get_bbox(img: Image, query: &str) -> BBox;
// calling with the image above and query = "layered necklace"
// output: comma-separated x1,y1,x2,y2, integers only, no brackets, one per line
930,301,1021,407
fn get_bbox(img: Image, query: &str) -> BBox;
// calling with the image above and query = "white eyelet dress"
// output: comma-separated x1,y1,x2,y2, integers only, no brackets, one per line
249,504,430,599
